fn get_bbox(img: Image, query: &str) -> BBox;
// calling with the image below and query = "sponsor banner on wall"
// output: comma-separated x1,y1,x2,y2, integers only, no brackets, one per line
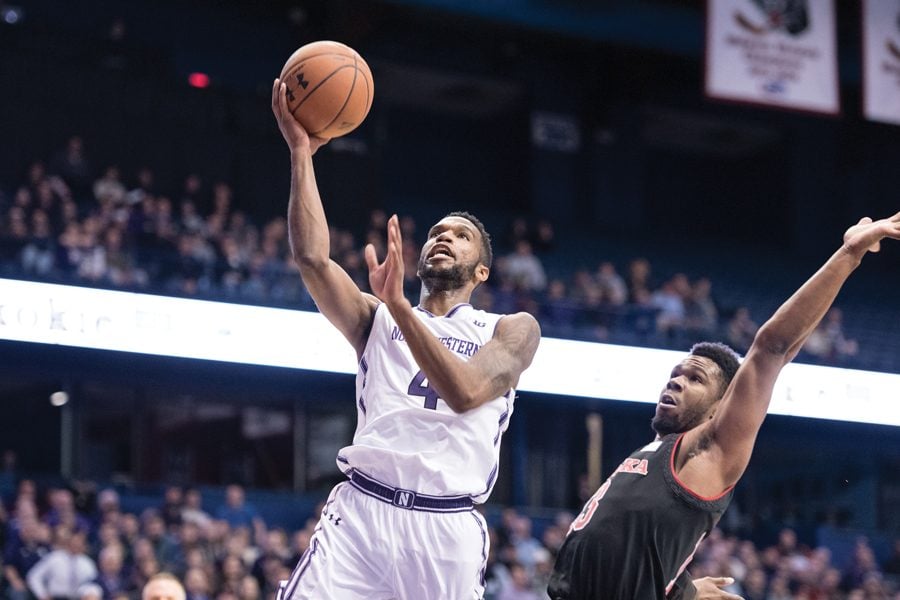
705,0,840,115
2,279,900,428
863,0,900,126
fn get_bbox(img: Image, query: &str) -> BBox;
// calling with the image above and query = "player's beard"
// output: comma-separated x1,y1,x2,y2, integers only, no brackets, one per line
650,402,709,437
418,257,477,293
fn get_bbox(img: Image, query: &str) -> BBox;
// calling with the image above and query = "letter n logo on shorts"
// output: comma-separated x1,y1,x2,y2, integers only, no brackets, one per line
393,489,416,509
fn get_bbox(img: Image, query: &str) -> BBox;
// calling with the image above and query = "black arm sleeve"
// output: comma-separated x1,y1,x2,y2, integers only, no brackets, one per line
666,570,696,600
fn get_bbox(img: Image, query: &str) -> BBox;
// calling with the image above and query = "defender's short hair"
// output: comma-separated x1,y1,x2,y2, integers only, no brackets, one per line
690,341,741,394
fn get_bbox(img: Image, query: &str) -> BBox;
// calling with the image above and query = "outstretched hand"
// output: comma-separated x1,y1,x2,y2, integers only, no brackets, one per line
365,215,407,307
271,78,329,155
843,211,900,256
692,577,743,600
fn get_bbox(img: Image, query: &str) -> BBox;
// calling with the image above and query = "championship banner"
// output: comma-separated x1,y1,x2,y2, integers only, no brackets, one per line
705,0,840,115
862,0,900,126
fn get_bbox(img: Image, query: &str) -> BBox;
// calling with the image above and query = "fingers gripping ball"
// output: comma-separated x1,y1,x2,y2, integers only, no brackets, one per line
279,40,374,139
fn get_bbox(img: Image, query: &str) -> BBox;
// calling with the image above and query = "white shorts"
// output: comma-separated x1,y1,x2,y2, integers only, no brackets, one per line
279,478,489,600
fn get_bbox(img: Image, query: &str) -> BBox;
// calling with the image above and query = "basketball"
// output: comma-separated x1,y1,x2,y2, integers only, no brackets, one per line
278,40,374,139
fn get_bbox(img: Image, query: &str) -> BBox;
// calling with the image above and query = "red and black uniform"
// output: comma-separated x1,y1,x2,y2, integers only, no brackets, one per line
548,433,733,600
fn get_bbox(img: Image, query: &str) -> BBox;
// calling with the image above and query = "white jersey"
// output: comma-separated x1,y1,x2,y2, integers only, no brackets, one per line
337,302,514,503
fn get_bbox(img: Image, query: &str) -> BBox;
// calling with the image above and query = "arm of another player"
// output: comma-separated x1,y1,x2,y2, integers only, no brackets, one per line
366,216,541,413
691,577,743,600
272,79,378,357
693,212,900,489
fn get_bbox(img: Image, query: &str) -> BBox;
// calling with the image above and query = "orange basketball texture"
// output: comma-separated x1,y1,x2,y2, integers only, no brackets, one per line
279,41,374,139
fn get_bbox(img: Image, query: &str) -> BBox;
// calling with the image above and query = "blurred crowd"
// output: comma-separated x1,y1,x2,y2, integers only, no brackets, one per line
1,477,898,600
0,136,862,367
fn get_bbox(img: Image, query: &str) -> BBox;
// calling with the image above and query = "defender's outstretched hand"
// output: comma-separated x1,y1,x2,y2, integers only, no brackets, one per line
271,79,329,155
365,215,407,307
693,577,743,600
843,211,900,256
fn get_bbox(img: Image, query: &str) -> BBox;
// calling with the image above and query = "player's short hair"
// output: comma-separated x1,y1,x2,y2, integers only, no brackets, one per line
690,341,741,395
445,211,493,268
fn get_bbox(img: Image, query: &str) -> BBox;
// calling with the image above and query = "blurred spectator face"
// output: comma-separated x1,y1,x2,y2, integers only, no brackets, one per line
184,568,210,595
98,488,120,512
185,489,204,509
68,531,88,555
185,548,207,571
222,555,244,579
509,563,531,589
99,546,124,574
121,513,140,538
225,485,244,508
165,487,183,504
181,522,200,545
778,528,797,553
238,576,259,600
28,162,46,185
144,514,166,539
133,537,155,562
547,279,566,300
744,568,767,595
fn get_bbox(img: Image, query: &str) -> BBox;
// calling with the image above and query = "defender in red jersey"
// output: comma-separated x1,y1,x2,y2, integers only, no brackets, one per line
549,212,900,600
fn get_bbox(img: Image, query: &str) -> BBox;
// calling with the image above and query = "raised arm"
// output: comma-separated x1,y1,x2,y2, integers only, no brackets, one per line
691,213,900,489
365,216,541,412
272,79,378,357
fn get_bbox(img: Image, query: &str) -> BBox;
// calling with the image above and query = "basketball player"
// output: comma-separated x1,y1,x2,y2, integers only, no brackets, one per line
271,80,541,600
548,212,900,600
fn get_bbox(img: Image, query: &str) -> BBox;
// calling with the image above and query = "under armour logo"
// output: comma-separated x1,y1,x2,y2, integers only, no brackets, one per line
326,512,342,526
473,320,486,327
295,70,309,90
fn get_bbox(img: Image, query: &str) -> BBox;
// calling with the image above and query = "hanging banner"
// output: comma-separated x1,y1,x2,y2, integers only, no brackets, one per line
705,0,840,115
863,0,900,126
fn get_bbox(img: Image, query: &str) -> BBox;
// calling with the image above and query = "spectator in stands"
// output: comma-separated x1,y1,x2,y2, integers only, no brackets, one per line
843,537,883,591
183,567,212,600
649,274,687,341
802,307,859,366
499,562,540,600
142,573,185,600
49,136,93,201
531,218,556,255
725,307,758,355
43,488,91,535
595,261,627,307
161,487,184,531
27,527,98,600
540,279,580,338
626,257,654,304
93,167,127,207
684,277,718,341
4,517,50,600
20,210,56,277
236,576,259,600
181,489,212,534
214,486,262,531
95,544,132,599
501,239,547,292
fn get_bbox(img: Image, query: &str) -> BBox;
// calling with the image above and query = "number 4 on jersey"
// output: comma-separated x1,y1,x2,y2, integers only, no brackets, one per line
408,370,440,409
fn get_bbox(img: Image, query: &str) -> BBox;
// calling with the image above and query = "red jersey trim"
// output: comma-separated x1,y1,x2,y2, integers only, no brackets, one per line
669,433,735,502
